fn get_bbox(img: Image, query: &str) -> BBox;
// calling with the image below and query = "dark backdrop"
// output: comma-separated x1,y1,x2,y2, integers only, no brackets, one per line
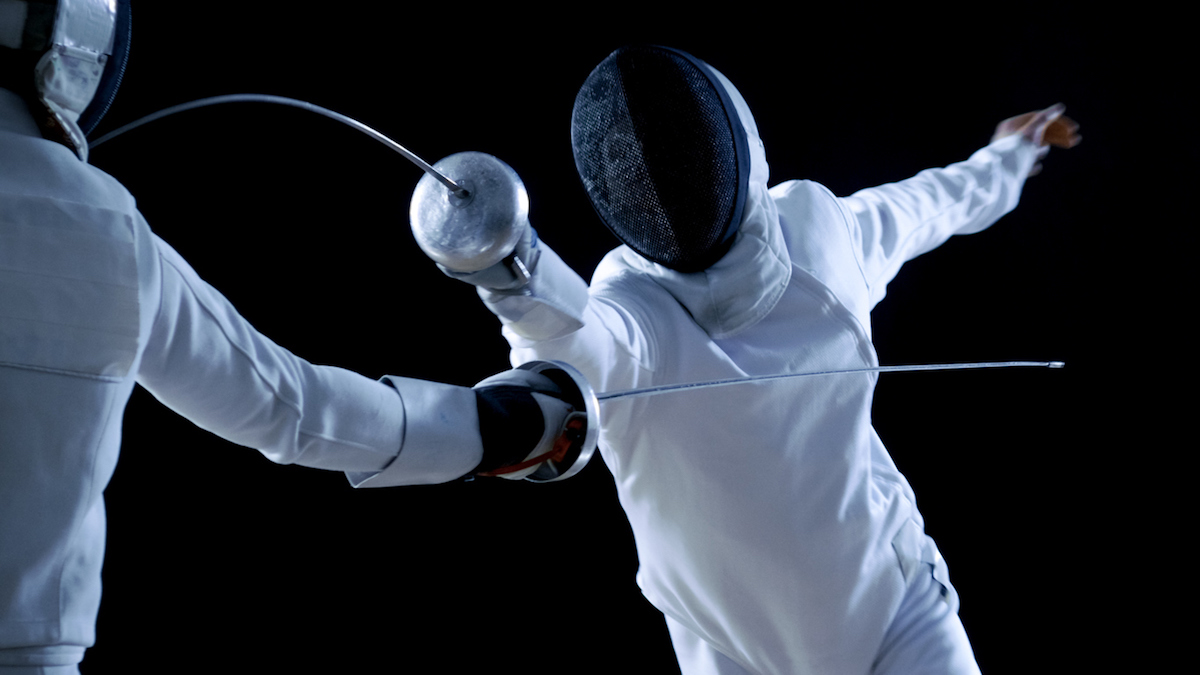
78,4,1161,673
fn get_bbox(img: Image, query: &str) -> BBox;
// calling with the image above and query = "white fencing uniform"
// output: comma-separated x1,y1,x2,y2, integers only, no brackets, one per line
0,87,480,672
477,100,1038,672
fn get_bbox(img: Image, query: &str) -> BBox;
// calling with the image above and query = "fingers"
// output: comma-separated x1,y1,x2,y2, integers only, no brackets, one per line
1043,114,1082,149
1023,103,1066,145
991,103,1080,177
1026,103,1082,149
991,104,1081,148
991,112,1034,144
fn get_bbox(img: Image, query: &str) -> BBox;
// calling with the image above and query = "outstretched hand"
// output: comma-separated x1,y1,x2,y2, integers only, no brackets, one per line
992,103,1081,175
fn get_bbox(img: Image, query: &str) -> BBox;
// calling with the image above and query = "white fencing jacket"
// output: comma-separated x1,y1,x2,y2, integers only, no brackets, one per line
479,83,1037,673
0,88,479,668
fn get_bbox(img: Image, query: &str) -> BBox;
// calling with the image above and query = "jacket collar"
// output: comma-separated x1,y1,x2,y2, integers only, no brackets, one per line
618,180,790,339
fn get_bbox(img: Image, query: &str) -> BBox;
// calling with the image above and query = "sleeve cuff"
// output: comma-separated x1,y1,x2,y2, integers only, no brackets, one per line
478,243,589,341
345,375,483,487
979,133,1039,182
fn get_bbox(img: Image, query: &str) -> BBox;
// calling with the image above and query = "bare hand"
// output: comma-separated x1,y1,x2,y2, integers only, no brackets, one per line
992,103,1081,176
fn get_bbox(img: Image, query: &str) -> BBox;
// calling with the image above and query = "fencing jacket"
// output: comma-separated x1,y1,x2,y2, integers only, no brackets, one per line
0,88,479,668
478,89,1038,673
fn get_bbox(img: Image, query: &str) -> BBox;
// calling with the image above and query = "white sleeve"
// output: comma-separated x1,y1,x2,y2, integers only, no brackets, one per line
477,242,590,342
136,235,482,484
842,134,1039,308
479,242,654,396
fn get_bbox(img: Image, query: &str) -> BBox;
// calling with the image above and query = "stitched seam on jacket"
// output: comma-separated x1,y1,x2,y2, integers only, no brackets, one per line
157,250,380,456
0,360,123,382
157,252,305,421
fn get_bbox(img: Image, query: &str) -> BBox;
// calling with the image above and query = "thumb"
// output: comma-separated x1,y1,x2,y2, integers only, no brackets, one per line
1025,103,1066,145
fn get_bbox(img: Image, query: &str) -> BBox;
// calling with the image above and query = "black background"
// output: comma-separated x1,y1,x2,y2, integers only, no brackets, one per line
78,3,1168,673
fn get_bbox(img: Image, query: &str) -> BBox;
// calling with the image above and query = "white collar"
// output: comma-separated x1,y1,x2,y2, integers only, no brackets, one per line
616,180,791,339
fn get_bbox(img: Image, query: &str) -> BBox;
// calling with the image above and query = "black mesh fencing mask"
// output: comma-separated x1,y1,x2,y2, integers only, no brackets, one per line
571,46,751,273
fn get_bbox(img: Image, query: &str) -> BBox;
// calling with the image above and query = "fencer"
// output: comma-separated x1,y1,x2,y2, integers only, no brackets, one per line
423,45,1080,674
0,3,582,673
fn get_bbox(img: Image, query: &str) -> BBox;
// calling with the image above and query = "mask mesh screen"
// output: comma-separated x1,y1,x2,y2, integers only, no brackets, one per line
572,46,741,272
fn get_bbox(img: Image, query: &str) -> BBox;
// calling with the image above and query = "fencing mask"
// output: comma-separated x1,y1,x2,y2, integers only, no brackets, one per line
571,45,751,273
0,0,131,160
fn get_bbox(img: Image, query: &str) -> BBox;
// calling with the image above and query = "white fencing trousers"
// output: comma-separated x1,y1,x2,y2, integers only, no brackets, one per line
664,563,981,675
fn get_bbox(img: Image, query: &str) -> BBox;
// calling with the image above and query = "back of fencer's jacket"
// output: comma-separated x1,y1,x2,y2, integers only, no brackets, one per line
0,86,157,668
